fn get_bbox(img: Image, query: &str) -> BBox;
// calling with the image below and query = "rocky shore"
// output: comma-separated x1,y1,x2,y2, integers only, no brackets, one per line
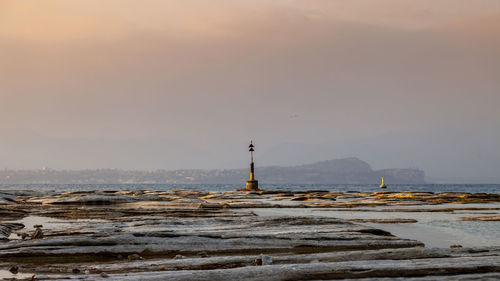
0,189,499,280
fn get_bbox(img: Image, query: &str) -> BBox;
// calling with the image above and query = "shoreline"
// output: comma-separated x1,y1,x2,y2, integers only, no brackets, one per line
0,189,499,280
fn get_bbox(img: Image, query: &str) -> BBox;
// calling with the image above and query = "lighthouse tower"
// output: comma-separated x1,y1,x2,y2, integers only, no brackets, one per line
245,140,259,191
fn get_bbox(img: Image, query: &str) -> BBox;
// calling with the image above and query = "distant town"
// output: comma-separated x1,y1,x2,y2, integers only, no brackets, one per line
0,158,424,184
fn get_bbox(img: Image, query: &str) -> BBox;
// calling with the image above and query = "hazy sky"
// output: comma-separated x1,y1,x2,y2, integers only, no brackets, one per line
1,1,500,181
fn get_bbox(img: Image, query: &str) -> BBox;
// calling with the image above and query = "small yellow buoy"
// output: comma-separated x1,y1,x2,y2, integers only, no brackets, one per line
379,177,387,189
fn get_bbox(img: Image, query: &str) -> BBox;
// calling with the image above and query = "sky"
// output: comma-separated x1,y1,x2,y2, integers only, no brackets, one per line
1,0,500,182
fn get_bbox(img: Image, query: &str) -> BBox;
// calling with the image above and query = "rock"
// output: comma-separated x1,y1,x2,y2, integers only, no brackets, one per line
128,254,144,261
261,254,273,265
30,194,139,205
17,232,29,240
348,218,418,223
197,203,223,209
355,228,394,236
90,254,500,280
252,257,262,266
9,265,19,274
0,223,25,240
290,196,309,201
0,189,498,280
31,227,44,239
450,244,463,248
0,216,424,260
197,251,209,258
0,208,27,219
100,272,109,278
461,216,500,221
253,254,272,266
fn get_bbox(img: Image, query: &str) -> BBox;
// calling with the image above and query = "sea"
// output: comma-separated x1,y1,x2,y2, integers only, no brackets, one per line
0,183,499,194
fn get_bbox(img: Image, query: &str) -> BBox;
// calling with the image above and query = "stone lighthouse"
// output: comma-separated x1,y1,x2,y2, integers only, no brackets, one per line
245,140,259,191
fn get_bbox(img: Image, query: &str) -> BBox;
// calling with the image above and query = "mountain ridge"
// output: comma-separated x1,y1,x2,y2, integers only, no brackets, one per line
0,157,424,184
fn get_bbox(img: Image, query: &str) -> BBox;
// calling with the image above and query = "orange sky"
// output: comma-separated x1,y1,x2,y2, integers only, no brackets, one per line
3,0,500,41
1,1,500,180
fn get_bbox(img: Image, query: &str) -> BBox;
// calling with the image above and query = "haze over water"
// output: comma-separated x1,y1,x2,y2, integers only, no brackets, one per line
1,1,500,183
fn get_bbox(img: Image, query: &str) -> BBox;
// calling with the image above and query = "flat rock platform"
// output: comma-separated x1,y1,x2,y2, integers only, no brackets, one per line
0,189,498,280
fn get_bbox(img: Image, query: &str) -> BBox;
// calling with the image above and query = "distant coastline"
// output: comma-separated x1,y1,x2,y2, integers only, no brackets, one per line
0,157,424,184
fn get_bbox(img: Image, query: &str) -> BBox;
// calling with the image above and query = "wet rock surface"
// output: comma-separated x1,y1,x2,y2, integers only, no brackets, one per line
0,223,24,240
348,219,418,223
461,215,500,221
0,189,498,280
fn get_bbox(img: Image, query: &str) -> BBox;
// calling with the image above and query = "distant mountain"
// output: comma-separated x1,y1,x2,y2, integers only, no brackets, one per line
0,157,424,184
251,158,424,184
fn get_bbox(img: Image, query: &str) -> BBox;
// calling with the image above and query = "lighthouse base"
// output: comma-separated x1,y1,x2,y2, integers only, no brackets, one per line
246,180,259,191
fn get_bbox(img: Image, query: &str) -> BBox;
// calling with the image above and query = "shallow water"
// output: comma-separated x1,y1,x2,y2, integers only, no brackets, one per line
0,270,33,280
252,203,500,248
6,215,108,240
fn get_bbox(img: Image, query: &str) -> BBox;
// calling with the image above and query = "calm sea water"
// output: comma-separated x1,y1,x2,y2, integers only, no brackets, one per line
0,183,499,194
